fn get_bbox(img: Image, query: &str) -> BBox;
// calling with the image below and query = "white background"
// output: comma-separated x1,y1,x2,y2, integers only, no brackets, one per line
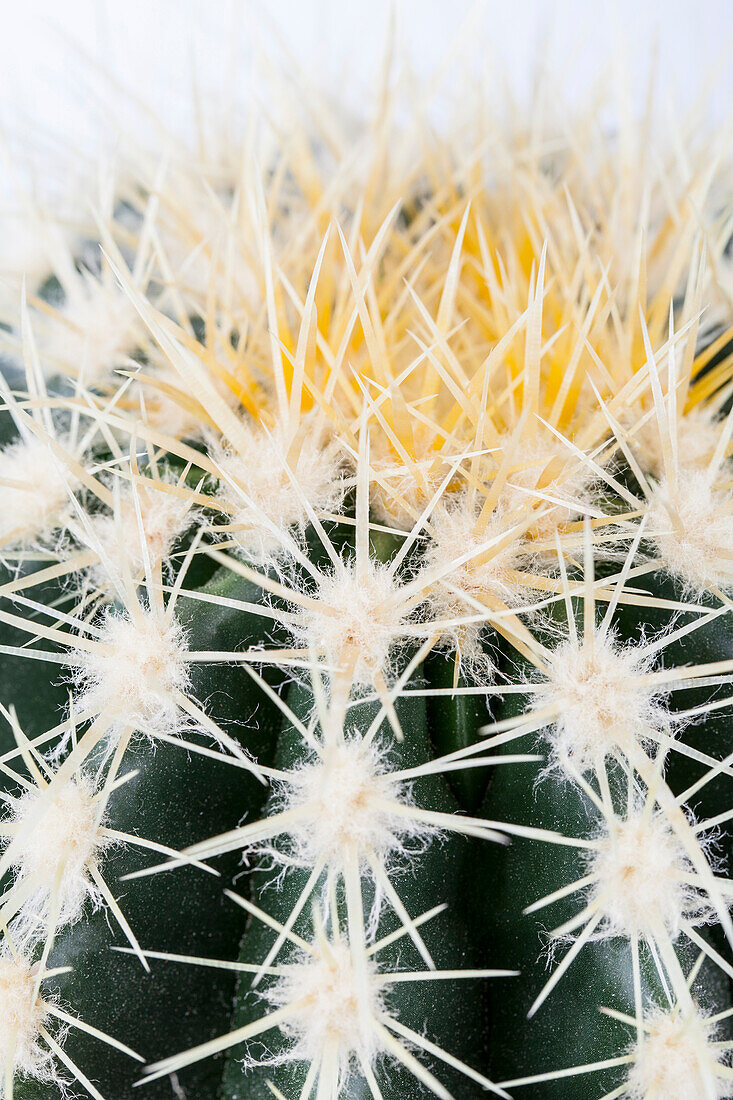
0,1,731,190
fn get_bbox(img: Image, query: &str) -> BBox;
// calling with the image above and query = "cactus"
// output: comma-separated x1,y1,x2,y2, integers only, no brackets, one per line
0,59,732,1100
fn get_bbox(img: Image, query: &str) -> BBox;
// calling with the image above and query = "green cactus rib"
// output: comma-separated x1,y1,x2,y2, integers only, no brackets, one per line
217,677,496,1100
6,564,285,1100
477,561,733,1096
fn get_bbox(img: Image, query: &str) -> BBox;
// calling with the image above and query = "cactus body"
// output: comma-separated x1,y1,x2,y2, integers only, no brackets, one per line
0,58,733,1100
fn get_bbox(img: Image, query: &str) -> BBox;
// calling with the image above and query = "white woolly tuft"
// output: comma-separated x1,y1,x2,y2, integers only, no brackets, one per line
633,408,722,480
2,777,110,937
589,811,709,939
209,419,343,563
127,367,209,441
625,1009,732,1100
293,559,418,685
369,436,445,530
423,497,526,655
258,941,384,1082
538,632,669,773
0,955,57,1090
499,433,595,541
0,435,77,549
70,607,190,738
265,737,430,873
87,475,196,589
648,471,733,591
37,274,144,386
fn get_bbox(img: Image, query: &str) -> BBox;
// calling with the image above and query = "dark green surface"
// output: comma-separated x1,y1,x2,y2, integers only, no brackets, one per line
424,648,493,813
612,567,733,824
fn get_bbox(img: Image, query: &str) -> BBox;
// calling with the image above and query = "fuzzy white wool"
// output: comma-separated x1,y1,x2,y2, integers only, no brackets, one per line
294,559,416,685
539,632,668,773
632,408,722,480
625,1010,731,1100
648,471,733,591
590,813,704,939
38,277,143,386
210,421,343,563
261,942,383,1077
71,608,189,737
4,778,108,932
0,957,54,1086
499,434,594,541
369,439,445,531
0,436,76,548
269,739,425,871
127,368,209,441
423,498,525,652
87,477,195,588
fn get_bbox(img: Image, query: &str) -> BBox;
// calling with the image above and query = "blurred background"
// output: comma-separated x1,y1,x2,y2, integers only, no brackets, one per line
0,0,731,194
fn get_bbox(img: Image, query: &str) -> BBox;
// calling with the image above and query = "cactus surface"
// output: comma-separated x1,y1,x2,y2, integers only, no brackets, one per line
0,53,732,1100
